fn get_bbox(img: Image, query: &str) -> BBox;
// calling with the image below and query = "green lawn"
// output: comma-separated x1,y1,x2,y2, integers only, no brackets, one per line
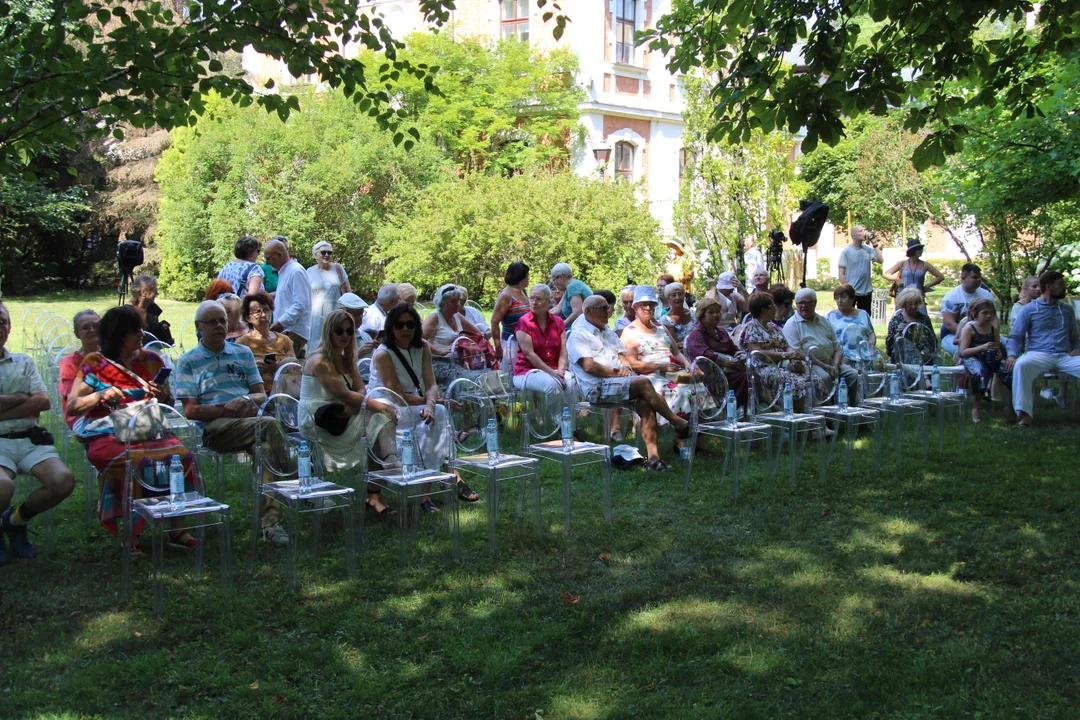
6,287,1080,719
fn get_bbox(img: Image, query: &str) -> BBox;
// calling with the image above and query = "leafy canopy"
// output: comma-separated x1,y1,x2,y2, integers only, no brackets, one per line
643,1,1080,169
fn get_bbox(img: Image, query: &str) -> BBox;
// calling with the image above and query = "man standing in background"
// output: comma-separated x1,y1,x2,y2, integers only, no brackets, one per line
837,226,883,313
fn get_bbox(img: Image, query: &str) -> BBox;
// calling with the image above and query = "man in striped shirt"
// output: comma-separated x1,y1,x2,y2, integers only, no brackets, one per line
175,301,293,545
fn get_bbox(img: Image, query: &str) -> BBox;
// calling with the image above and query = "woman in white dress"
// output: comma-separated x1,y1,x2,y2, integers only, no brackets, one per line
306,241,351,353
422,283,486,389
298,310,394,514
371,303,480,509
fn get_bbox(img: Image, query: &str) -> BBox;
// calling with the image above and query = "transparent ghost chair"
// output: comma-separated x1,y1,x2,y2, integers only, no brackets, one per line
271,360,303,398
749,350,826,489
193,396,259,499
175,319,194,353
896,337,968,453
903,321,963,391
247,393,357,586
361,386,460,563
860,341,930,468
357,357,373,385
142,339,179,370
449,335,516,434
446,377,542,554
684,357,773,501
519,375,612,534
119,402,232,612
808,336,884,474
20,306,45,356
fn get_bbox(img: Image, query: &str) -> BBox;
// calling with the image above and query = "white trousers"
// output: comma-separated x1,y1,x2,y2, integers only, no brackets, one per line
513,370,577,402
1012,351,1080,417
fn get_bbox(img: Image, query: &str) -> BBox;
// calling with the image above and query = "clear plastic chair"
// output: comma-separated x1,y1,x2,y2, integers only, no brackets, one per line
271,361,303,398
176,320,194,353
142,340,178,370
247,393,357,586
860,341,930,468
520,376,612,534
749,350,826,488
684,357,773,501
449,334,516,431
119,402,232,612
20,306,44,355
807,337,883,474
903,322,963,391
361,386,460,563
193,396,259,499
357,357,372,385
446,377,541,555
897,337,967,453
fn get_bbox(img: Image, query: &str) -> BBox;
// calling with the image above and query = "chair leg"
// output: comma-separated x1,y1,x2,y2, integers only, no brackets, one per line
219,510,233,595
560,455,572,536
344,494,356,579
151,523,165,613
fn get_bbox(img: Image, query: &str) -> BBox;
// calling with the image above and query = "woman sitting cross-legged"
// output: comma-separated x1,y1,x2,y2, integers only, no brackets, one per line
742,292,824,412
66,306,198,550
683,297,750,408
299,309,395,515
620,285,705,454
959,298,1012,423
371,304,480,508
512,284,575,400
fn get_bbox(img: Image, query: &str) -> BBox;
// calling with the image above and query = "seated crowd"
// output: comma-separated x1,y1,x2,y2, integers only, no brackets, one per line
4,233,1078,565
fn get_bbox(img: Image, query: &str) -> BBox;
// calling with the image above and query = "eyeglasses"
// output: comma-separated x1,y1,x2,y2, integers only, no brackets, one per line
196,318,227,326
393,321,417,330
319,250,333,257
333,326,355,337
247,306,268,317
528,296,548,304
585,304,609,312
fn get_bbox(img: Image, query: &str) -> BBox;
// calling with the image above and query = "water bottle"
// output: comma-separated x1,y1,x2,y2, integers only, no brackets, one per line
726,389,738,426
782,382,793,418
168,455,185,510
890,370,901,399
931,364,941,397
400,429,416,479
297,440,312,493
560,407,573,451
486,418,500,466
838,378,848,411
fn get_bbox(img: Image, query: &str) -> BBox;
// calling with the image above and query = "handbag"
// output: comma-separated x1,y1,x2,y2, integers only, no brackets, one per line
314,402,351,436
111,400,169,443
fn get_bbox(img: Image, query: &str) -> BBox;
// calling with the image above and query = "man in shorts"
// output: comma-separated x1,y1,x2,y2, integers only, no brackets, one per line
567,295,690,472
0,302,76,563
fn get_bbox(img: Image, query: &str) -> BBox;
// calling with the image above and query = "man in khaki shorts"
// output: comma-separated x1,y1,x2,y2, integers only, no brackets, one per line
0,302,76,564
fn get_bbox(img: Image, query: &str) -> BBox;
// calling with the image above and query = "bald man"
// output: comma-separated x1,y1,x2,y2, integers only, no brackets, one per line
837,226,883,313
264,239,312,359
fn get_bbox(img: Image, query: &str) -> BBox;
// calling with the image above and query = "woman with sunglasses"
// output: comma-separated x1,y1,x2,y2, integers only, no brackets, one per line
299,309,395,515
306,241,351,354
371,304,480,508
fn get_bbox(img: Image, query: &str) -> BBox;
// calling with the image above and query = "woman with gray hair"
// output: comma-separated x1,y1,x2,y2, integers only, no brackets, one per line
512,284,575,398
659,282,696,348
306,240,351,353
422,283,484,387
550,262,592,328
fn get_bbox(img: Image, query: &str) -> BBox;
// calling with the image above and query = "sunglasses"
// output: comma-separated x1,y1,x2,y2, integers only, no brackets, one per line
319,250,333,257
333,327,355,337
393,321,417,330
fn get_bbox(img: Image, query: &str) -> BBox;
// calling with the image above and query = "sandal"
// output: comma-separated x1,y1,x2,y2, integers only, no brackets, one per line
420,499,441,514
609,428,624,444
365,499,398,516
457,480,480,503
167,531,197,550
644,459,670,472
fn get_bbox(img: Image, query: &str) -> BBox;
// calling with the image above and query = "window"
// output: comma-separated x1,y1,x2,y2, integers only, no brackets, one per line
616,0,636,65
502,0,529,41
615,141,634,181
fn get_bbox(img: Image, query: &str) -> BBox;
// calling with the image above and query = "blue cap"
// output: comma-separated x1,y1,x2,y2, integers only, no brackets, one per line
633,285,659,305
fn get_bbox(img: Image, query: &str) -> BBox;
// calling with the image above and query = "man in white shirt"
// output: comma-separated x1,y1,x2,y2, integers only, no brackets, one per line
783,288,861,403
264,238,312,359
940,263,997,355
361,283,400,336
743,238,766,288
837,226,883,313
567,295,690,471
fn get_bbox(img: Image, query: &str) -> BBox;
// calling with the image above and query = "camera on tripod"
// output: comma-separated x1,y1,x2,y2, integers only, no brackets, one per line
766,229,787,279
116,239,143,305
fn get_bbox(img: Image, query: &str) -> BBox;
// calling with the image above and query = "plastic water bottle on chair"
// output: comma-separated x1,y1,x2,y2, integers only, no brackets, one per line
486,418,500,466
400,429,417,479
931,364,941,397
560,407,573,451
838,378,848,411
726,389,738,427
783,382,794,418
889,370,901,399
297,440,312,493
168,455,185,510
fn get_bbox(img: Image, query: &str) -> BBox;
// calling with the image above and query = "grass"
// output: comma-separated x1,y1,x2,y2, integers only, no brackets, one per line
8,287,1080,719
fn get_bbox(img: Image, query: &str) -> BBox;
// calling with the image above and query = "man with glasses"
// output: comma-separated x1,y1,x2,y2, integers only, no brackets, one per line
567,295,691,472
264,238,312,360
0,302,76,564
175,301,294,544
940,263,997,355
783,288,861,404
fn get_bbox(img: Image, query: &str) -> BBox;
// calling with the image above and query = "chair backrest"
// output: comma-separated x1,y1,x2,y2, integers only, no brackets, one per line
748,350,782,413
176,320,194,353
121,402,204,495
446,377,498,459
272,361,303,398
901,321,938,365
361,385,417,471
450,334,493,371
688,356,731,425
142,340,177,370
894,338,925,390
805,344,838,407
357,357,372,384
729,323,745,349
256,393,305,479
520,371,570,444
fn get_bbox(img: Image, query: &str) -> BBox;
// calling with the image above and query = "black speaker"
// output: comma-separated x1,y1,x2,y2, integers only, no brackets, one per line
789,201,829,250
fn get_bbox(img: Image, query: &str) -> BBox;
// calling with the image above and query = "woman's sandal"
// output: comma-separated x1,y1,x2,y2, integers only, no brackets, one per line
366,499,398,516
167,531,197,550
644,459,670,472
420,499,441,514
457,480,480,503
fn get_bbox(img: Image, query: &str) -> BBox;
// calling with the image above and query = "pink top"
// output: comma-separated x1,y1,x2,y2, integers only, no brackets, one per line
514,311,565,376
58,350,85,428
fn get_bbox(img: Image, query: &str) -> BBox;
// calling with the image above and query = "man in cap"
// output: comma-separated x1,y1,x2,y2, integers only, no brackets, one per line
783,288,861,404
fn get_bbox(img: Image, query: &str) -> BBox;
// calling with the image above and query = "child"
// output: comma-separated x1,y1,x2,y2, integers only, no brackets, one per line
959,298,1012,422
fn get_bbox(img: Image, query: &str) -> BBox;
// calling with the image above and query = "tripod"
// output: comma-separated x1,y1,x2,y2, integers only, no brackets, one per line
117,270,135,306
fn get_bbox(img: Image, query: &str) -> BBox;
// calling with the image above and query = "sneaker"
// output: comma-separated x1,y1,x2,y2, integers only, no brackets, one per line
301,496,335,513
1,508,35,560
261,522,290,545
1040,388,1055,401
